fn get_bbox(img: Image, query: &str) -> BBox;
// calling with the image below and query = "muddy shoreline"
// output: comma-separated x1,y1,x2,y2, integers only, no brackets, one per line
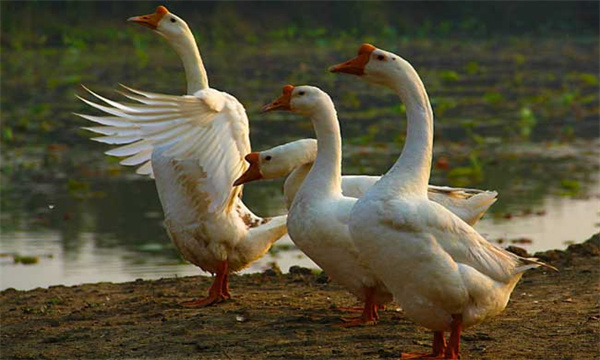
2,234,599,360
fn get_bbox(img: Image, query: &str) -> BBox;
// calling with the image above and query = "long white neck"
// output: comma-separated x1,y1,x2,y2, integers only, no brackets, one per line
295,100,342,201
375,62,433,198
283,162,313,209
167,30,209,94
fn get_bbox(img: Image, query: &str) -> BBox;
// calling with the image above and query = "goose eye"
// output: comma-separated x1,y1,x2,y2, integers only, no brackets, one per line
377,55,385,61
265,156,272,161
298,91,305,96
170,18,176,23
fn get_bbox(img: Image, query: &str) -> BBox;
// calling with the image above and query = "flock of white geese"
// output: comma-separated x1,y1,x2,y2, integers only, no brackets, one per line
77,6,556,359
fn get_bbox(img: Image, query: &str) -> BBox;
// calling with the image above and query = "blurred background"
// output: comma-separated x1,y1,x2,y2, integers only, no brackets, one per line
1,1,599,290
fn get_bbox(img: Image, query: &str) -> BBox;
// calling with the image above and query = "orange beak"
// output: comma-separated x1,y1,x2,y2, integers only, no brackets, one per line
329,43,376,76
262,85,294,112
233,152,263,186
127,5,169,29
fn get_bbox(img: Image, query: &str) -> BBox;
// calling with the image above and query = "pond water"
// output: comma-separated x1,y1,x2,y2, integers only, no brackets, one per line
2,33,598,290
1,137,598,290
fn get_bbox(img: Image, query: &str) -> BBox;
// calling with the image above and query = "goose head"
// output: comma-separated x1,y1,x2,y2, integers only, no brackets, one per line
330,43,408,87
262,85,332,117
233,139,317,186
128,6,192,42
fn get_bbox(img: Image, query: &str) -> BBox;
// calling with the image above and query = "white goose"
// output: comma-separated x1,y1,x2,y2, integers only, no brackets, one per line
247,85,392,327
75,6,287,307
234,139,497,225
331,44,555,359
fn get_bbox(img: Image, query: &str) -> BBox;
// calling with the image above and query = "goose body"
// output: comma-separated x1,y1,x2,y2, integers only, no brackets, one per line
331,44,554,358
77,6,287,307
236,139,497,225
242,85,392,326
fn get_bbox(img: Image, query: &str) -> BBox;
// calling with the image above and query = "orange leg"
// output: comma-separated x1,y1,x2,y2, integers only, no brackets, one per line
445,314,462,360
338,303,385,315
400,331,446,359
221,270,231,299
338,304,382,319
373,304,380,320
432,331,447,357
336,287,379,327
181,260,230,308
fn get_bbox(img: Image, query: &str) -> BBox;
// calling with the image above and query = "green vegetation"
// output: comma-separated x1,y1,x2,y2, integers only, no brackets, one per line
518,107,537,139
483,92,504,106
0,1,598,261
439,70,460,83
447,152,484,187
13,255,39,265
1,2,598,149
560,179,581,196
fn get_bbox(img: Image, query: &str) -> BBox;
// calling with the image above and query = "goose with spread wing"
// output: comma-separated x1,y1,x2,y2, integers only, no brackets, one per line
75,6,287,307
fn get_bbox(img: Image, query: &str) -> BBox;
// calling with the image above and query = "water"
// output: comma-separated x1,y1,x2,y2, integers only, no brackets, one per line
1,139,598,290
2,33,598,290
2,194,598,291
477,194,600,247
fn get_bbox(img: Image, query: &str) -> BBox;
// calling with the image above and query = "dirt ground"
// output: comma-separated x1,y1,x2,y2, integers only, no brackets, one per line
2,234,599,360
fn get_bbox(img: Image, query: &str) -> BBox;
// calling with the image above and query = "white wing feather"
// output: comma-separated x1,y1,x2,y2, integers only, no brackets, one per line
76,85,251,214
381,199,545,283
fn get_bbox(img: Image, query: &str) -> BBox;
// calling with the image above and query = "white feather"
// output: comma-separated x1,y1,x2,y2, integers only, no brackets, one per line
78,86,250,214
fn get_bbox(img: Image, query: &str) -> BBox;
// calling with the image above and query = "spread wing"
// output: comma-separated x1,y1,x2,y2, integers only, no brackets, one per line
75,85,251,213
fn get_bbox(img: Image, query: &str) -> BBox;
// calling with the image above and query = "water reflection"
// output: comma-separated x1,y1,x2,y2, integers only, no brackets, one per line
2,4,599,291
477,194,600,249
1,139,598,290
0,232,199,290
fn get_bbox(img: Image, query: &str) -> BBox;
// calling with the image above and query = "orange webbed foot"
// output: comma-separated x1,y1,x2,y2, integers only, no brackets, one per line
181,260,230,308
400,352,445,359
334,315,377,328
